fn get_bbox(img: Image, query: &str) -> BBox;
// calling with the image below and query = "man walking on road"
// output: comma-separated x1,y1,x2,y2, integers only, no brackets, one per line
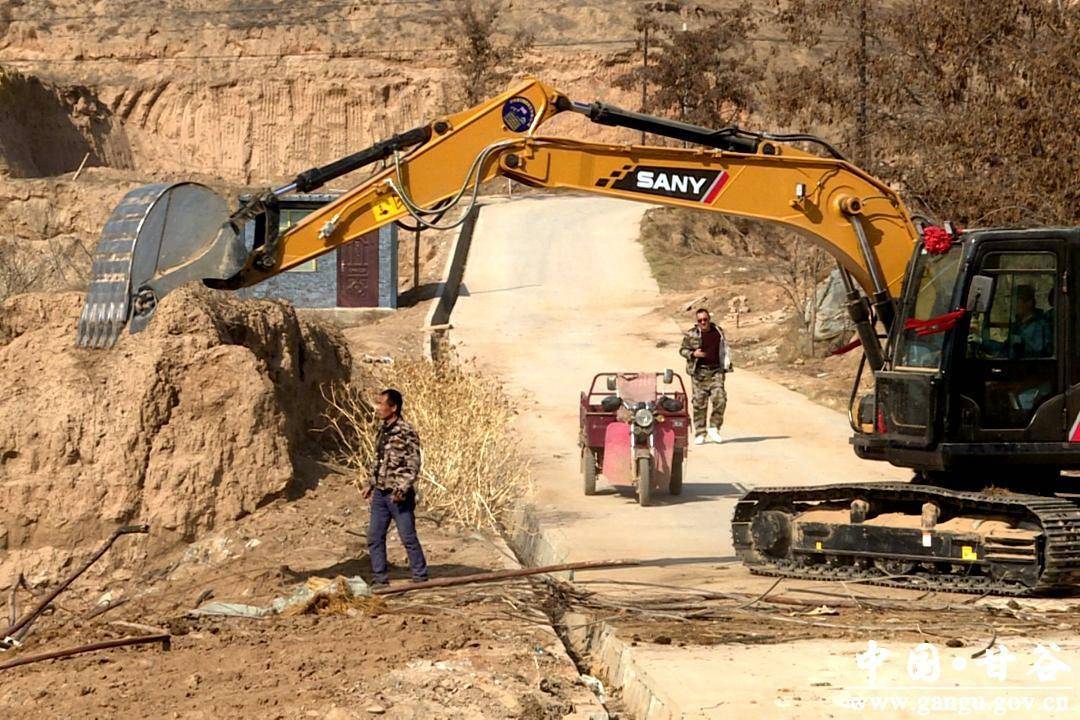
364,388,428,586
679,308,730,444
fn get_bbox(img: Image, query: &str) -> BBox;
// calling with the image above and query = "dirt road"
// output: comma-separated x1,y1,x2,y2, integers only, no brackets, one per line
451,196,1080,719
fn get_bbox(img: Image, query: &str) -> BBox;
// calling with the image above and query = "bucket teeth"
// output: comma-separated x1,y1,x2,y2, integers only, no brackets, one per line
76,184,170,349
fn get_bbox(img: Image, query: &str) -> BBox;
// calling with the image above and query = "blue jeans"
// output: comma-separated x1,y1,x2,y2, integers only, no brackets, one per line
368,488,428,583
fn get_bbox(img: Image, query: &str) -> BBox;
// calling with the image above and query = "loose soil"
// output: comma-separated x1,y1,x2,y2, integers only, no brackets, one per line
0,285,351,587
0,463,592,720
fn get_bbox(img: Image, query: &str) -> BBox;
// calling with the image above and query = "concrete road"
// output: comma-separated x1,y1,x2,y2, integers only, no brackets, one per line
453,195,908,587
449,196,1080,720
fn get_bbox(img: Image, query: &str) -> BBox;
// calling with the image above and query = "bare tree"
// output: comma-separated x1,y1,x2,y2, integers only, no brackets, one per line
441,0,534,107
617,3,760,128
770,0,1080,225
727,219,831,333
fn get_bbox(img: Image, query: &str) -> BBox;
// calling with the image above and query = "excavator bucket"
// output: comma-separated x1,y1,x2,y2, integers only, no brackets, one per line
76,183,249,348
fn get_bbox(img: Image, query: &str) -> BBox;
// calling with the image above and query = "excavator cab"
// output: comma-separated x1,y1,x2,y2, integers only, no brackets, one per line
855,228,1080,478
737,229,1080,597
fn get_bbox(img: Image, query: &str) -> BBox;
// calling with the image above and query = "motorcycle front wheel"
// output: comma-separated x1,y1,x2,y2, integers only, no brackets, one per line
637,457,652,507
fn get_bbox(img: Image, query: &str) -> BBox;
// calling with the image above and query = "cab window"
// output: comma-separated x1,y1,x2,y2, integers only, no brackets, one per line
894,247,963,368
966,253,1056,361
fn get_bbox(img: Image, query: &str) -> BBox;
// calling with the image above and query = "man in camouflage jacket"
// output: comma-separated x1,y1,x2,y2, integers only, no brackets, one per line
364,388,428,585
679,308,731,444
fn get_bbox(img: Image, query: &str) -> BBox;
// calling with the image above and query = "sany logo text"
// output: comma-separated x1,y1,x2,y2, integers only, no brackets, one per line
634,171,708,195
608,165,728,202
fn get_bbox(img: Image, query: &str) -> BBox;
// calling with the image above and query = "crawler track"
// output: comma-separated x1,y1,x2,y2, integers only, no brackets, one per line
732,483,1080,596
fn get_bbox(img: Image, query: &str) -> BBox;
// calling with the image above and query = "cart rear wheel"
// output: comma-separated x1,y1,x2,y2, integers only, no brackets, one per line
582,449,598,496
669,451,684,495
637,457,652,506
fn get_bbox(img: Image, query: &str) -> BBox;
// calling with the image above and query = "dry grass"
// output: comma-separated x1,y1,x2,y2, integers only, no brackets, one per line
281,577,389,617
322,356,530,532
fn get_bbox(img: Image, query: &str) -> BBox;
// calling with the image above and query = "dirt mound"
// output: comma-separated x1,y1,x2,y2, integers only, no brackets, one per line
0,285,351,587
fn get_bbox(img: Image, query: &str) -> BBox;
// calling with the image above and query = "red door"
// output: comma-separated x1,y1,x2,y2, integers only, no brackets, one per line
337,231,380,307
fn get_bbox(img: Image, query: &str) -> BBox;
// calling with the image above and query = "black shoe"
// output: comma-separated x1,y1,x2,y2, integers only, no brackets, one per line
410,577,429,584
371,579,390,588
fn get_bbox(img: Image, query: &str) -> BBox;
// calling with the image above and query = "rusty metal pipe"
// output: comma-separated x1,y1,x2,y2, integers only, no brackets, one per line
2,524,148,642
0,634,170,671
373,558,640,596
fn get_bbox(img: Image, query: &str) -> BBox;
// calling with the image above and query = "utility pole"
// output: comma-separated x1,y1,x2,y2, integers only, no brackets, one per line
680,20,688,148
640,21,649,144
856,0,869,166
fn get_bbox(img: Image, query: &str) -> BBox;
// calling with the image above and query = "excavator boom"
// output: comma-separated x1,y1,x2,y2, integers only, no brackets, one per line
77,77,916,348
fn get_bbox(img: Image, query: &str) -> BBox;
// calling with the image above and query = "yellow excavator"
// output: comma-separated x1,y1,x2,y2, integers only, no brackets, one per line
77,78,1080,596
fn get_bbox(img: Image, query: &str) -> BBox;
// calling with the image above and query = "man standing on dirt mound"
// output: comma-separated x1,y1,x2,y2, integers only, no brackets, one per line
364,388,429,586
679,308,731,445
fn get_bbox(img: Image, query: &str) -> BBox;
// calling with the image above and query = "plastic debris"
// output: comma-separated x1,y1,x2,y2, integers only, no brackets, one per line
580,674,607,704
189,576,371,619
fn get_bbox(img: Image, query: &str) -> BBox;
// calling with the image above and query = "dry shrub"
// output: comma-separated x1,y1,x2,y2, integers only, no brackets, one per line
0,236,91,302
615,2,760,127
322,357,530,531
0,236,88,302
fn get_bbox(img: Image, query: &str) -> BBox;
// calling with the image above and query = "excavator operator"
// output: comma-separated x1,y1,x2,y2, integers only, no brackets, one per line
1011,284,1053,359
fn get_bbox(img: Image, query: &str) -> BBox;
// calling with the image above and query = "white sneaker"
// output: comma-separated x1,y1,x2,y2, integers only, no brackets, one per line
707,428,723,444
694,435,706,445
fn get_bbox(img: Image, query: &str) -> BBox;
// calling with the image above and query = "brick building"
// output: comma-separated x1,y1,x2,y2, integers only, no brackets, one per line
239,194,398,309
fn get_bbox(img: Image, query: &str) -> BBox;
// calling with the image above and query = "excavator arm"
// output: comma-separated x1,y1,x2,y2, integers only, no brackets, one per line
77,78,919,353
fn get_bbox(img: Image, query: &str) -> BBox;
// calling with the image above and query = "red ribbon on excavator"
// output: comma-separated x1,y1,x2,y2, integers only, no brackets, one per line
903,308,967,336
832,308,967,355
